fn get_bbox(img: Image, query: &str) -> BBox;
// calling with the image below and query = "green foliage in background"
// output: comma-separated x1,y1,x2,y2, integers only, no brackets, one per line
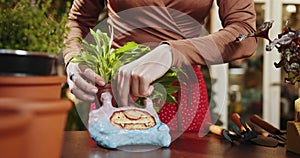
0,0,70,54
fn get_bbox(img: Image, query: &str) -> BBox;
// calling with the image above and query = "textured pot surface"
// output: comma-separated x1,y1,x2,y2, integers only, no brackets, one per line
0,105,32,158
0,49,56,76
0,76,66,99
0,98,72,158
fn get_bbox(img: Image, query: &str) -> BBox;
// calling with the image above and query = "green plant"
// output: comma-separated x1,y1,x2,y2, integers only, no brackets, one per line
0,0,70,54
73,29,180,111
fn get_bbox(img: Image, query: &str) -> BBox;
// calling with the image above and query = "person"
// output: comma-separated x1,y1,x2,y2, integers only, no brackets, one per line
64,0,257,132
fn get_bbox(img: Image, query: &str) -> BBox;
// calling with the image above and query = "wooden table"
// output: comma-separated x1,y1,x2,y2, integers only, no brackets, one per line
62,131,300,158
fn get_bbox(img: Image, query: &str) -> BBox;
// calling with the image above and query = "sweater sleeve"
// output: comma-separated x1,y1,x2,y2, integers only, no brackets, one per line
165,0,257,66
63,0,105,65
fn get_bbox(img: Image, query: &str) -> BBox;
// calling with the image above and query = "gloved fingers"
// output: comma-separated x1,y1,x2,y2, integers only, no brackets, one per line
116,67,131,106
115,44,172,106
66,62,81,85
67,75,75,91
70,86,96,102
72,73,98,94
131,70,153,97
68,72,98,102
130,72,140,97
66,62,78,93
66,62,99,102
82,67,106,86
78,63,106,86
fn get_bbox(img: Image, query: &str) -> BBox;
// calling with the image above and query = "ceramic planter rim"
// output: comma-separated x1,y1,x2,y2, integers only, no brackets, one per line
0,49,57,76
0,49,57,59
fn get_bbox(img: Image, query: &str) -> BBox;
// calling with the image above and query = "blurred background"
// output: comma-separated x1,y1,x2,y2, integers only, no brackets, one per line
31,0,300,131
208,0,300,130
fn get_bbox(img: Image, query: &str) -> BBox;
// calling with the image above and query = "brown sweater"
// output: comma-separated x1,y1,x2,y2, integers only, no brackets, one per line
64,0,257,66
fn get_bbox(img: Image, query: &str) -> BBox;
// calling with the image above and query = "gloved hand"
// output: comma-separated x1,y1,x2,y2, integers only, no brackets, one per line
66,61,106,102
114,44,173,106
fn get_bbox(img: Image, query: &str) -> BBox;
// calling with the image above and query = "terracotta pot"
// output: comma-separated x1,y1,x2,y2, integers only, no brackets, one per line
0,98,72,158
0,76,66,100
0,104,32,158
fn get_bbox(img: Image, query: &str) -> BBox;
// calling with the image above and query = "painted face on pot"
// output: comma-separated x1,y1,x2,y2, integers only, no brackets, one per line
110,109,156,130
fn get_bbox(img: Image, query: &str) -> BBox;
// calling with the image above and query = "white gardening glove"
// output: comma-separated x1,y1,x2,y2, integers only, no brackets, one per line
66,61,105,102
114,44,172,106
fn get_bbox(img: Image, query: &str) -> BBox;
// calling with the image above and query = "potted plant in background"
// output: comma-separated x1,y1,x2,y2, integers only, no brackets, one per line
0,0,70,99
0,0,73,158
237,20,300,155
0,0,68,76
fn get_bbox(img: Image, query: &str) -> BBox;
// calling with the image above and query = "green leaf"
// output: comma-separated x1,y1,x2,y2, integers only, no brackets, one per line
166,94,177,104
115,42,140,54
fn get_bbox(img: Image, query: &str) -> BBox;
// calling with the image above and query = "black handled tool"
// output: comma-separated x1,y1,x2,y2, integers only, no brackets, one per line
253,126,285,146
250,114,287,136
231,113,257,142
209,124,238,143
231,113,279,147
